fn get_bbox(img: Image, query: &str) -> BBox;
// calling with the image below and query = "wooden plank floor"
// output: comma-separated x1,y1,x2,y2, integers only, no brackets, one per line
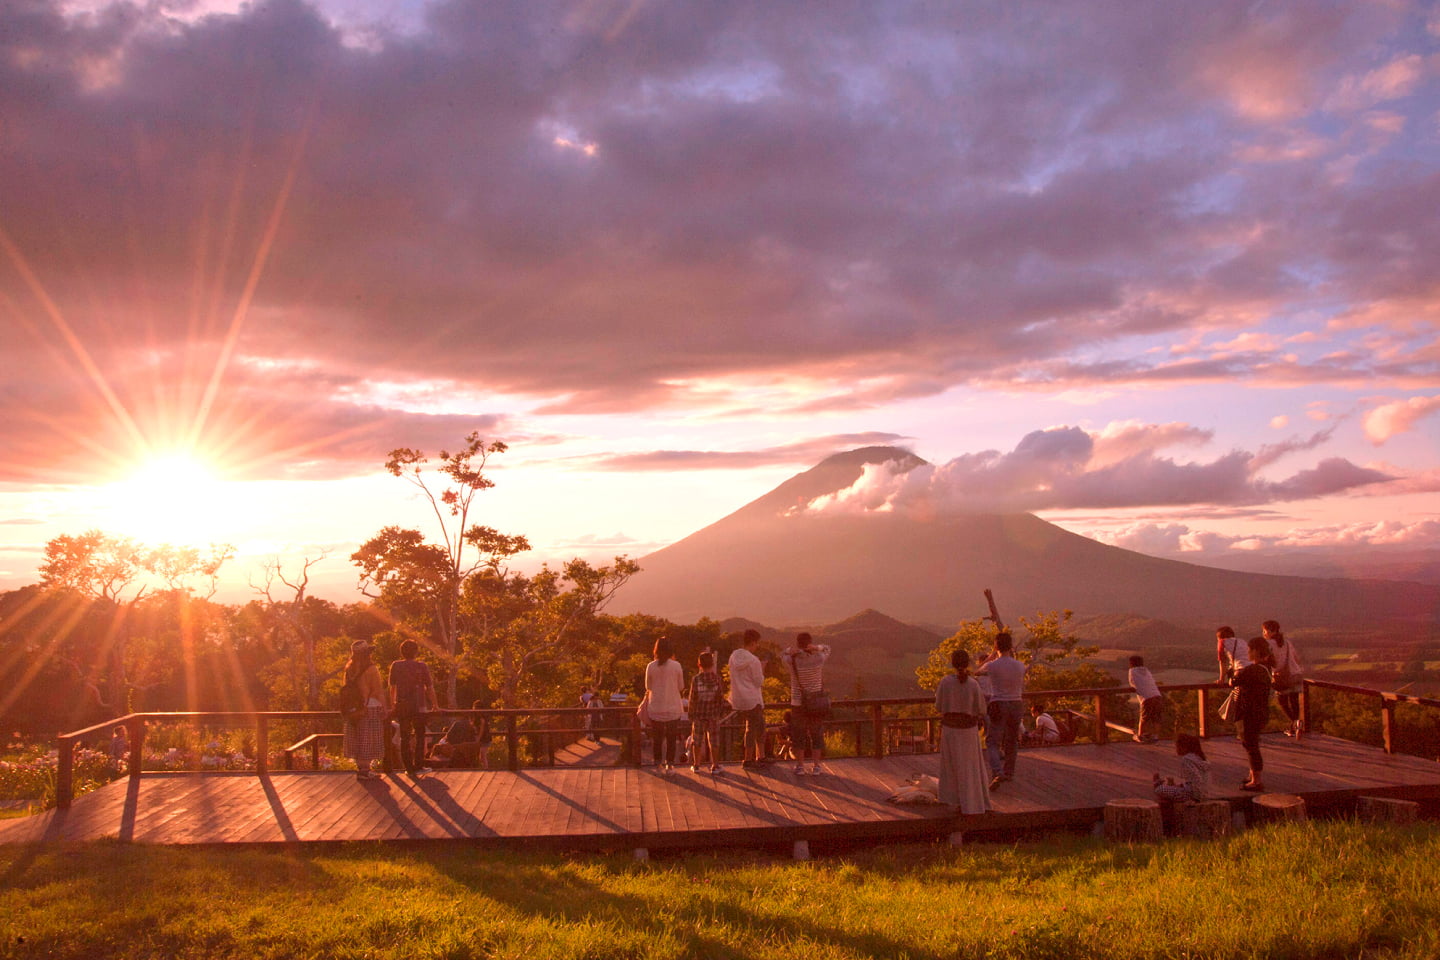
3,734,1437,851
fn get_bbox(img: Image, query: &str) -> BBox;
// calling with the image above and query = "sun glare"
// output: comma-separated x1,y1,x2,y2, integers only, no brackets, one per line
103,454,237,546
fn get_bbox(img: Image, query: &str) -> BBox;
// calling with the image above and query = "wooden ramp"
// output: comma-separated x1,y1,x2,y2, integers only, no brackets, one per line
3,734,1437,851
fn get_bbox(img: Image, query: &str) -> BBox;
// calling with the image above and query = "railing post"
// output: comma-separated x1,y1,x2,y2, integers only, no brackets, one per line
871,703,885,759
56,735,74,809
127,717,144,780
1382,694,1397,754
310,738,321,771
506,714,519,771
256,715,269,776
1093,695,1108,744
1300,681,1311,737
1197,688,1210,739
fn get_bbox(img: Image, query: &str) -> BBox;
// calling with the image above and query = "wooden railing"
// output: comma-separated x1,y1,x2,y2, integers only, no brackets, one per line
1302,679,1440,755
54,678,1434,807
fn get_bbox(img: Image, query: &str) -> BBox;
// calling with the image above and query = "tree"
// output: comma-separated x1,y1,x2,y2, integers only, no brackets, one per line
38,530,234,712
353,434,529,705
462,556,640,707
249,554,328,709
916,609,1102,691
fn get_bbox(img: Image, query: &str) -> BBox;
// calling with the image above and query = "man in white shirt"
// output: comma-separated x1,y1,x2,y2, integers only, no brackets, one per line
728,629,768,768
974,631,1027,790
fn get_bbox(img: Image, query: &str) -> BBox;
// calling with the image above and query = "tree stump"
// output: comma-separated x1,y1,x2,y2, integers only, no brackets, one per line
1104,797,1163,843
1177,800,1233,839
1252,793,1306,824
1357,796,1418,825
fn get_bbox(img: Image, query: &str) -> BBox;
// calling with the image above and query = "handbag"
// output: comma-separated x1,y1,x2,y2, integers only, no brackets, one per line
1218,689,1241,723
800,688,832,717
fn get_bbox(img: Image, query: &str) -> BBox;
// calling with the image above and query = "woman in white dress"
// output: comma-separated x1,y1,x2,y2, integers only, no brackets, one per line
934,647,993,813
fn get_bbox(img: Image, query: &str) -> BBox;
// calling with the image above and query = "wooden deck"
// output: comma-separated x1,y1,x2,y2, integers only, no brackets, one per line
4,734,1437,851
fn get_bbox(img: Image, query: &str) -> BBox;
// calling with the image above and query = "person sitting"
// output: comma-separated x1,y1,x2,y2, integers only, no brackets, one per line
1022,702,1061,746
427,702,490,768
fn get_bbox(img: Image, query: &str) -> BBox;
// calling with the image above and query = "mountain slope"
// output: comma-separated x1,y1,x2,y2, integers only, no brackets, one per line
617,447,1440,630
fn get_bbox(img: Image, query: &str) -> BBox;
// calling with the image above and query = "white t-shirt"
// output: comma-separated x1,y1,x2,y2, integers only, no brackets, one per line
1033,712,1060,742
1129,666,1161,701
727,647,765,711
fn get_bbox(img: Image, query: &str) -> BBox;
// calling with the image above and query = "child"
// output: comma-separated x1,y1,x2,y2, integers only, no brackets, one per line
1128,655,1163,743
1152,733,1211,802
688,649,725,773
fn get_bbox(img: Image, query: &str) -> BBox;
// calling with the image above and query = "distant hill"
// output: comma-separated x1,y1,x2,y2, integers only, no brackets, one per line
618,446,1440,634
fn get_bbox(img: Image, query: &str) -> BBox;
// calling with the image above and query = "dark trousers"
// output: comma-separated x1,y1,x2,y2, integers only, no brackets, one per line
1138,696,1164,739
740,704,766,759
1241,713,1265,773
652,718,684,765
993,700,1024,777
1276,691,1300,723
396,713,427,773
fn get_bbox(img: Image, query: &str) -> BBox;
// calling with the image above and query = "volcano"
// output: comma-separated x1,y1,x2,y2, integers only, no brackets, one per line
616,446,1440,631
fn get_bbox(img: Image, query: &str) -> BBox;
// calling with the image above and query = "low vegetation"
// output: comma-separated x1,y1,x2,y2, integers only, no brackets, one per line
2,821,1438,959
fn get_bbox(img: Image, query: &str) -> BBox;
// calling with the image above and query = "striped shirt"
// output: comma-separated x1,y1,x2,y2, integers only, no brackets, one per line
784,645,830,706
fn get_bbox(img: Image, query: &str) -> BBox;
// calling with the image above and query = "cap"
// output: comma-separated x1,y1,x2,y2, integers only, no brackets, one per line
351,639,372,653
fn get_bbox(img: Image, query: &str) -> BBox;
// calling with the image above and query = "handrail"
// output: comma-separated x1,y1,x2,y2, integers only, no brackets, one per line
58,678,1430,808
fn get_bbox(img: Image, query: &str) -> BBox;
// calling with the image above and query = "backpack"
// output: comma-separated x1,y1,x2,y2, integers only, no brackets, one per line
338,676,366,722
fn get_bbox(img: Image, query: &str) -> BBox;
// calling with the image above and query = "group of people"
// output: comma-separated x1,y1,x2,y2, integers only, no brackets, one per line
933,631,1031,814
342,638,490,782
638,629,832,775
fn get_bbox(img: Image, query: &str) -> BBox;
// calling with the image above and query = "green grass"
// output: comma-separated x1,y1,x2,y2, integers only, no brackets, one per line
2,821,1438,959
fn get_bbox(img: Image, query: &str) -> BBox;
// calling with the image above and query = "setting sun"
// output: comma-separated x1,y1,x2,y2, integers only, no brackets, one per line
102,454,235,546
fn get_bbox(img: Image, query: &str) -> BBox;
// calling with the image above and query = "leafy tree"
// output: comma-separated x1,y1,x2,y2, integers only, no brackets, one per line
37,531,234,712
353,434,529,705
916,609,1102,691
461,556,640,707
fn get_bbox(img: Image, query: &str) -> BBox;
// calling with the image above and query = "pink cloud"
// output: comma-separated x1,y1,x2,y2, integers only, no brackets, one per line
1363,396,1440,444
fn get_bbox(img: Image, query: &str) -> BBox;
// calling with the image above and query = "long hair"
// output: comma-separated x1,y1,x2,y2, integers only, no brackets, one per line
653,636,673,664
950,647,970,679
1263,620,1285,648
346,647,372,682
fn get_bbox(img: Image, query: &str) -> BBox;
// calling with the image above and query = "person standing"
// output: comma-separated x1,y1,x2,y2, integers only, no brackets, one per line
728,629,768,768
644,636,686,772
1128,655,1163,743
973,666,1003,781
934,648,993,813
689,650,725,773
782,632,831,775
388,639,438,778
975,631,1026,790
1264,620,1305,739
1233,635,1274,791
1215,626,1247,682
344,639,390,781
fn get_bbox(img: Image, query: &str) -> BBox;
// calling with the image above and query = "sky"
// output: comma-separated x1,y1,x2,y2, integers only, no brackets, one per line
1,0,1438,604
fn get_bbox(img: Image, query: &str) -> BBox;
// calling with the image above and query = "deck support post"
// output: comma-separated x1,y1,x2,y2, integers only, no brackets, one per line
1103,798,1162,842
632,848,649,862
1252,793,1307,825
948,830,965,846
792,839,811,861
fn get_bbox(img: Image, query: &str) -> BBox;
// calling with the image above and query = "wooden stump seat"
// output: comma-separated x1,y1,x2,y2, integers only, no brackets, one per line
1104,797,1163,843
1357,796,1418,825
1251,792,1307,824
1177,799,1233,839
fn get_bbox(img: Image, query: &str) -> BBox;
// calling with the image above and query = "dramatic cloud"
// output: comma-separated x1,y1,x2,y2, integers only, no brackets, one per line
3,0,1439,483
1363,396,1440,444
801,422,1394,515
1094,518,1440,556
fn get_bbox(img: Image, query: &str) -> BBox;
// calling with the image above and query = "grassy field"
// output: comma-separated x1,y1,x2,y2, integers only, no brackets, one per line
2,821,1438,959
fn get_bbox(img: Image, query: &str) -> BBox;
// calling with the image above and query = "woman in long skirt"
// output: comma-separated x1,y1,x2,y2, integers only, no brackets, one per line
935,647,993,813
343,639,390,780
